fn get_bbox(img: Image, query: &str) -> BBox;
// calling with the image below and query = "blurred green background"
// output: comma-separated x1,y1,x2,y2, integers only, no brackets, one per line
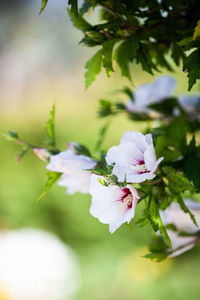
1,1,200,299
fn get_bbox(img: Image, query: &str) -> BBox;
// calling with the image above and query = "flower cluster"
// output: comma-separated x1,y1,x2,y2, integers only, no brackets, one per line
47,131,163,234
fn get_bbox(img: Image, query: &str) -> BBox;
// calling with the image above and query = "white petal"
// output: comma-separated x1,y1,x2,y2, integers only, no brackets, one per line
143,143,157,171
126,172,156,183
106,142,143,168
151,75,176,102
89,175,139,233
144,133,153,145
134,83,152,111
120,131,148,153
149,156,164,175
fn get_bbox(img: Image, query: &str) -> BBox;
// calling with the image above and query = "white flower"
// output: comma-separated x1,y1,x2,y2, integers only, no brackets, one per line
178,94,200,120
160,200,200,257
89,175,140,233
47,149,96,194
126,75,176,113
106,131,163,183
0,228,80,300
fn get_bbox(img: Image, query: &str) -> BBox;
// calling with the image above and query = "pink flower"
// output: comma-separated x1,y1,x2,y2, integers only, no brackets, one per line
106,131,163,183
89,174,140,233
47,149,96,194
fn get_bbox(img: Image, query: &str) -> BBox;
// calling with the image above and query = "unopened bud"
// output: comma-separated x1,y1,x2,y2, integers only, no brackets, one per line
33,148,50,162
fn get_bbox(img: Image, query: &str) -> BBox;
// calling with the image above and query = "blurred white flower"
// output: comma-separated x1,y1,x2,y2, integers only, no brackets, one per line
178,94,200,120
89,175,139,233
160,200,200,257
106,131,163,183
47,149,96,194
0,228,80,300
126,75,176,113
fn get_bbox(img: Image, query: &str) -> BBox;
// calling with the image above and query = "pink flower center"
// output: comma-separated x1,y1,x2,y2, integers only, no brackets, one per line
131,160,148,174
121,188,133,209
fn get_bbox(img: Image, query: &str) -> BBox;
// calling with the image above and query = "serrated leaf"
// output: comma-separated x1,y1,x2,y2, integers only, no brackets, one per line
102,39,117,76
85,49,103,88
183,49,200,91
115,38,139,81
163,166,195,195
45,104,56,147
39,0,48,14
38,171,61,201
68,9,92,31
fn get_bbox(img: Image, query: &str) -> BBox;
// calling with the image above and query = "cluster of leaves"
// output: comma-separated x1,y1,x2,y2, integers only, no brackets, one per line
48,0,200,90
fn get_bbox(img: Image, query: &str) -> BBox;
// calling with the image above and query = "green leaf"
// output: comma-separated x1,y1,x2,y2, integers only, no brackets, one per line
155,136,180,163
39,0,48,14
171,43,185,66
102,39,117,76
193,20,200,40
149,97,179,116
45,104,56,147
163,166,195,195
2,130,19,142
144,235,169,262
119,86,133,99
166,118,187,151
176,196,197,227
183,49,200,91
95,120,110,151
115,38,139,81
68,9,92,31
144,252,169,262
38,171,61,201
184,136,200,192
98,99,113,117
148,196,171,248
74,143,91,157
68,0,78,16
98,177,108,186
85,49,103,88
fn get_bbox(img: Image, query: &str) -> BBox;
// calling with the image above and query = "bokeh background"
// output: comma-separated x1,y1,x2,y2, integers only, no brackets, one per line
1,0,200,299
